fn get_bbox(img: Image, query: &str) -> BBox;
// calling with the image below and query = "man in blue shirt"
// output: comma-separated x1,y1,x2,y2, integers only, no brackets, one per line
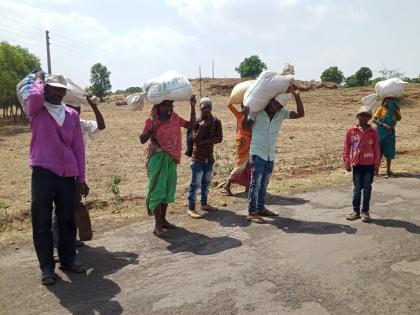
243,85,304,223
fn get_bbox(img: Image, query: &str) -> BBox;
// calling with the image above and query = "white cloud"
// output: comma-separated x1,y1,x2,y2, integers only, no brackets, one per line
0,0,195,89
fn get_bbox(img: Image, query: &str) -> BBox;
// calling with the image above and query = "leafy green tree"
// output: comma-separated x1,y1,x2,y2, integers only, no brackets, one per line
344,75,359,88
345,67,373,87
125,86,143,93
89,63,111,102
0,41,41,106
320,66,344,85
235,55,267,78
355,67,373,86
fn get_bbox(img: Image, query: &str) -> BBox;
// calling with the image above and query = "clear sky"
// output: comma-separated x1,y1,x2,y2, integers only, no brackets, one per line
0,0,419,90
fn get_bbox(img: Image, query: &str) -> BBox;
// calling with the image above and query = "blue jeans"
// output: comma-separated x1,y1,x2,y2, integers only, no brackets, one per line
188,161,213,210
352,165,375,213
248,155,274,214
31,167,77,274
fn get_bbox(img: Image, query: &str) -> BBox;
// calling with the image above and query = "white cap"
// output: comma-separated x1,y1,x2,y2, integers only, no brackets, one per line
356,105,372,117
45,74,69,90
200,97,213,108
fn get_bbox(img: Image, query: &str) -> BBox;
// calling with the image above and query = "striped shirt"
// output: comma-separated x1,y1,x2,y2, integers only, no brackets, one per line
191,117,223,163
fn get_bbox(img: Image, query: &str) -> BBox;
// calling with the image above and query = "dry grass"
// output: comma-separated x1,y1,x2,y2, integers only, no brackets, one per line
1,82,420,244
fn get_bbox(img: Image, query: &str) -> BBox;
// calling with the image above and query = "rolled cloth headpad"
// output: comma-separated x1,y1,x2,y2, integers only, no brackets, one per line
274,93,290,107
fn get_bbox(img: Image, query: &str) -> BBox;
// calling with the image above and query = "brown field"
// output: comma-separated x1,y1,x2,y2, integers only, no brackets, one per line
1,81,420,244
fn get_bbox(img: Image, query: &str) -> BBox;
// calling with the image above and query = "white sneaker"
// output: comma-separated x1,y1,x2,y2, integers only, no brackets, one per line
188,209,203,219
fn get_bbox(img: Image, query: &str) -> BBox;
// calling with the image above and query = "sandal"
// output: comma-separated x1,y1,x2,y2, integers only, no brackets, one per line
246,214,265,224
346,212,361,221
362,212,371,223
59,263,87,273
41,272,58,286
259,208,279,217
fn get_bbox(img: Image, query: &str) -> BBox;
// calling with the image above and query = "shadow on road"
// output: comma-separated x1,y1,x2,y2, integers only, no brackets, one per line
164,227,242,255
372,219,420,234
392,172,420,179
47,245,139,315
203,209,250,228
269,216,357,234
266,194,309,206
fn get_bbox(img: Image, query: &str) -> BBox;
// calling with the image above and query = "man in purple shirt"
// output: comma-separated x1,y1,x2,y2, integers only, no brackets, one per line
28,73,89,285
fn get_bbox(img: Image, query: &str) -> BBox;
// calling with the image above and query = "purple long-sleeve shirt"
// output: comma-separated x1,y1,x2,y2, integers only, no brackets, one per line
27,80,86,183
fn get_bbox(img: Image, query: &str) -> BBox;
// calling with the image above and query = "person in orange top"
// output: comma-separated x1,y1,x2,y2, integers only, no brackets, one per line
223,103,252,196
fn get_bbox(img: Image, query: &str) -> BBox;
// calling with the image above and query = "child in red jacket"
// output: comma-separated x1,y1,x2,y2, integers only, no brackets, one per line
343,106,381,222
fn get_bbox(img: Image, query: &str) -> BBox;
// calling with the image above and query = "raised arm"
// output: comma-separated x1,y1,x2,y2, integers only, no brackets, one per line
87,96,106,130
288,86,305,119
27,74,46,117
242,106,254,130
184,95,197,129
228,103,241,118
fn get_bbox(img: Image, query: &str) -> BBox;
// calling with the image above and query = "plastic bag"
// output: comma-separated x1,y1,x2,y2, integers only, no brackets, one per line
126,93,145,111
144,70,193,104
16,70,39,113
375,78,407,98
62,77,89,107
244,70,291,113
228,80,255,105
361,94,378,112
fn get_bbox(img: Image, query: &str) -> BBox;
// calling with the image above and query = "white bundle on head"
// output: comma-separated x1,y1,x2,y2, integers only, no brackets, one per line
274,93,290,107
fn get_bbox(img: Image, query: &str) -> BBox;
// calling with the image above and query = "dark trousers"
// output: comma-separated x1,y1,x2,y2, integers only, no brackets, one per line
31,167,77,274
352,165,375,213
248,155,274,214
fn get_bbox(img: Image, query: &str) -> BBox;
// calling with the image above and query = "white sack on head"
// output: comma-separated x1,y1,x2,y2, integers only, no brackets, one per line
144,70,193,104
274,93,290,107
375,78,408,98
244,70,292,113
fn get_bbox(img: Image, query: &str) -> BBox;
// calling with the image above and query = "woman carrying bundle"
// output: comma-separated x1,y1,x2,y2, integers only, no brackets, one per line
223,103,252,196
372,97,402,177
140,96,196,237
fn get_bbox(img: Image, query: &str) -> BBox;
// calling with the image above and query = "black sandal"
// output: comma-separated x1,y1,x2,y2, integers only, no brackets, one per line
59,263,87,273
260,208,279,217
41,273,57,286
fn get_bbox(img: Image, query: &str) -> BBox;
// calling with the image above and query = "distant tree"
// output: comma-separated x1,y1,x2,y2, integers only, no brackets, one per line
89,63,111,102
125,86,143,93
0,41,41,116
345,67,373,87
355,67,373,86
235,55,267,78
320,66,344,85
344,75,359,88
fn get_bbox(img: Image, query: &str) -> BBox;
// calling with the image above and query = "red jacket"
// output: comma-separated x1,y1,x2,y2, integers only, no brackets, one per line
343,124,381,170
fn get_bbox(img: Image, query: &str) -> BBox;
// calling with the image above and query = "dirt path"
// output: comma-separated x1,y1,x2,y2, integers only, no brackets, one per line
1,175,420,315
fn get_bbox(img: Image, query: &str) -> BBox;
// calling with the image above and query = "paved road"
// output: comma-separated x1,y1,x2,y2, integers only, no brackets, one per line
1,174,420,315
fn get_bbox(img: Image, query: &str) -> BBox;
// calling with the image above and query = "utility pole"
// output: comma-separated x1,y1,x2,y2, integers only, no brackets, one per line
212,60,214,79
45,30,51,74
199,65,202,98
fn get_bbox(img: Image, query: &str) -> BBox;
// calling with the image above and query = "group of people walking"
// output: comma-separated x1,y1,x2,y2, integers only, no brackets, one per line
26,73,401,285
